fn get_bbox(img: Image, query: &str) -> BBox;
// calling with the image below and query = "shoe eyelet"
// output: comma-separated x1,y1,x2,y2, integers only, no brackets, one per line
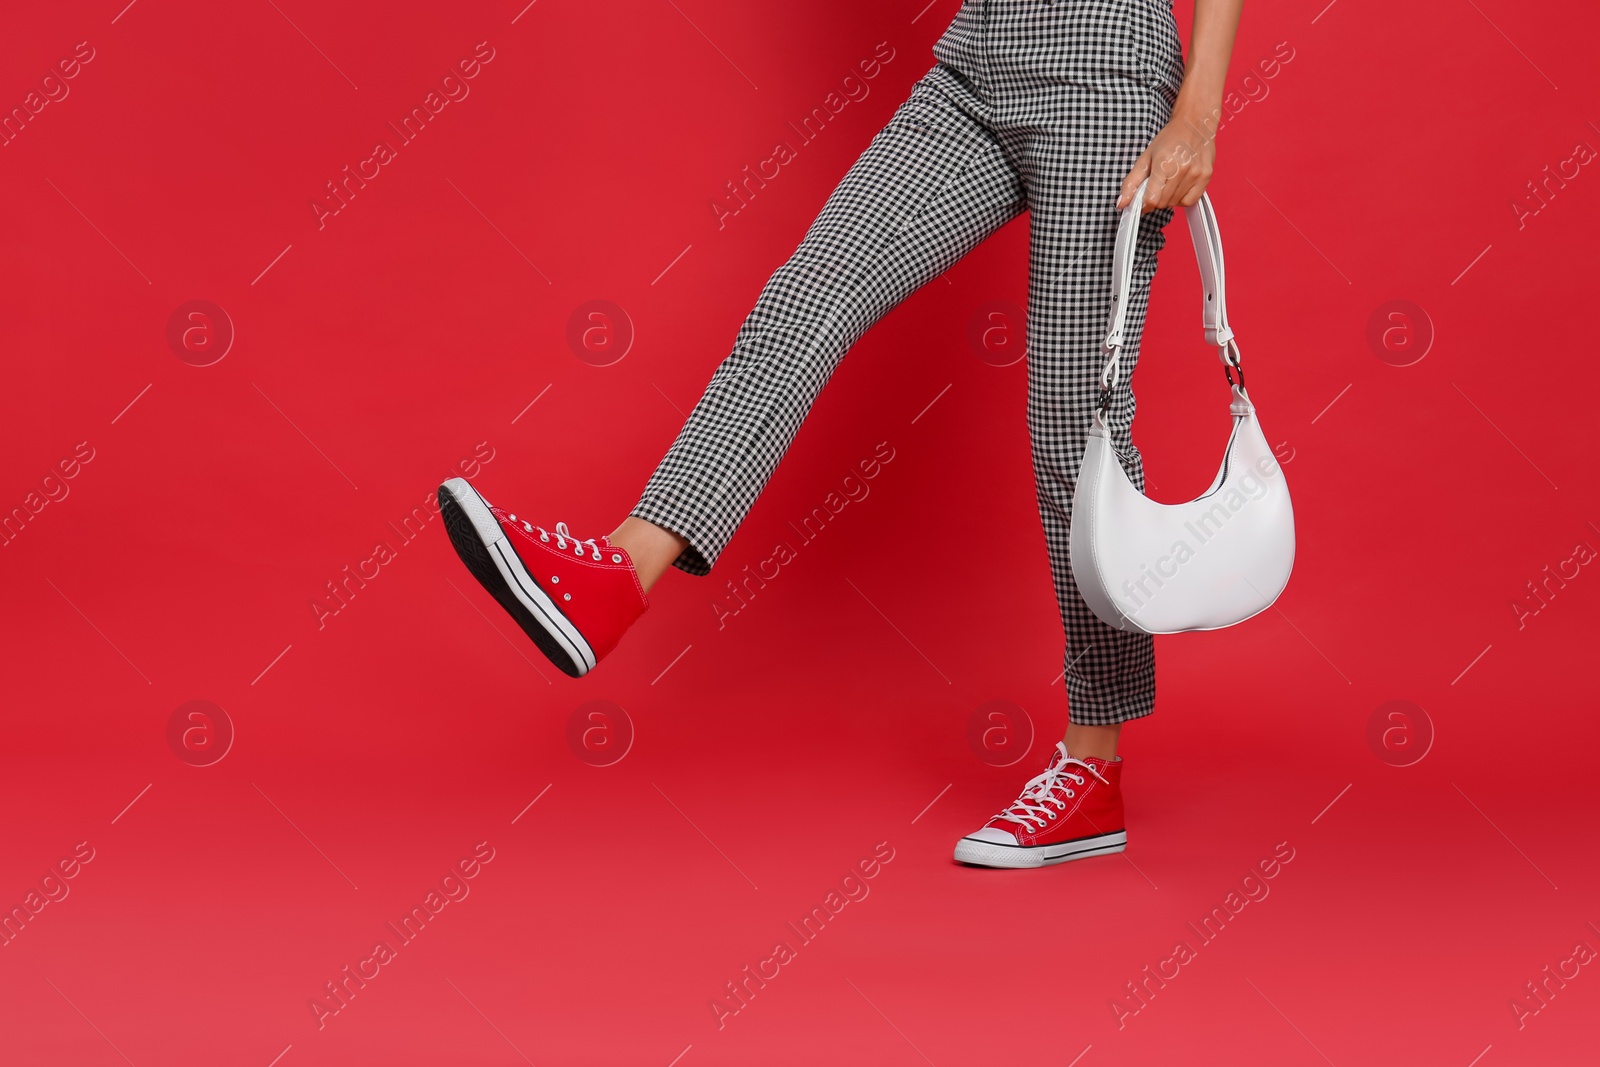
551,575,560,584
540,534,549,542
1065,790,1074,798
562,592,572,601
612,553,622,563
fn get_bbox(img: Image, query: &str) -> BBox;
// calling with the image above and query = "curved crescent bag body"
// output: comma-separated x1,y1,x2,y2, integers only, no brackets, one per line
1069,180,1295,634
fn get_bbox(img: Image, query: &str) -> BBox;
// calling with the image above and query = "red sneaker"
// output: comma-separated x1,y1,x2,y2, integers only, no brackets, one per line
438,478,648,677
953,742,1127,868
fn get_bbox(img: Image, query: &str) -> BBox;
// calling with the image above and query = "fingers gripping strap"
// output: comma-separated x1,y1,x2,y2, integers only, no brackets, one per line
1099,178,1233,392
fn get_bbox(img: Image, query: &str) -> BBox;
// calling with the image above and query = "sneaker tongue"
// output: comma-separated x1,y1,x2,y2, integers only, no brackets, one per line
1043,746,1109,792
1059,746,1112,769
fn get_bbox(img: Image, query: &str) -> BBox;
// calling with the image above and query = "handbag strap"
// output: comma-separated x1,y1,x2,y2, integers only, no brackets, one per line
1098,177,1244,408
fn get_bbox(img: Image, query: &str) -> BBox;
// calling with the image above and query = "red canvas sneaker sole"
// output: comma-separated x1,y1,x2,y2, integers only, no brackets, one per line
438,478,595,678
953,829,1127,869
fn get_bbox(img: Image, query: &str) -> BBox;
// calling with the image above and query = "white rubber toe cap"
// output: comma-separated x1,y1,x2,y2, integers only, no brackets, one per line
965,827,1020,846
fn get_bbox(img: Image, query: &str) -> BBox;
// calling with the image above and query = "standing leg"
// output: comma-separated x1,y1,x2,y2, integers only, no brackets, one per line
1027,181,1172,731
951,0,1200,872
1016,5,1185,735
624,65,1024,583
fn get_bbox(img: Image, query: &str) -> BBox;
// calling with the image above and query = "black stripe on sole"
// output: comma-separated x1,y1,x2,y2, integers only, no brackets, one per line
953,830,1128,869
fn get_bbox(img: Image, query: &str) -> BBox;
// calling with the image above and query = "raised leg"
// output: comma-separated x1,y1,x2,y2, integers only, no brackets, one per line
628,65,1026,579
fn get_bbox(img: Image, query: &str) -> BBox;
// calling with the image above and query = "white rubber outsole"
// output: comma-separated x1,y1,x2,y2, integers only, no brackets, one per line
953,831,1128,869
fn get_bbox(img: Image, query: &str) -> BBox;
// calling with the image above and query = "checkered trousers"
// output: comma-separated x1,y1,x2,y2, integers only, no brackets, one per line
632,0,1187,724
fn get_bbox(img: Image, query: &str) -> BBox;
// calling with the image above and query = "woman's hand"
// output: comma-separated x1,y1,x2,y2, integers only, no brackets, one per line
1117,104,1220,214
1119,0,1243,213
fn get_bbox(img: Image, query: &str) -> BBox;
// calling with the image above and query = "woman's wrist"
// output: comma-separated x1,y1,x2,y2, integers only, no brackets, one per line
1173,0,1243,138
1171,90,1222,139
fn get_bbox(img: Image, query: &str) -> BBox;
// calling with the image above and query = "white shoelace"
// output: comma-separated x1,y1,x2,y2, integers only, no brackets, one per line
508,515,604,561
993,744,1109,833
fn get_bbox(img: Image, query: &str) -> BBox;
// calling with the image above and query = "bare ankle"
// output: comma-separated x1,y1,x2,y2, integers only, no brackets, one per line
1064,722,1122,761
609,517,688,593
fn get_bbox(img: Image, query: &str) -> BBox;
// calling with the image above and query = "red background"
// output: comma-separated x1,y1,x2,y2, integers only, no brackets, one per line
3,1,1597,1064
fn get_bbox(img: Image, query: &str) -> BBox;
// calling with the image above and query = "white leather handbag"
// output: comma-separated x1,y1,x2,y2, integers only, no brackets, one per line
1069,179,1295,634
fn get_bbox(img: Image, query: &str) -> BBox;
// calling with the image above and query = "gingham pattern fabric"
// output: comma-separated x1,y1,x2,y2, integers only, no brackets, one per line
632,0,1187,724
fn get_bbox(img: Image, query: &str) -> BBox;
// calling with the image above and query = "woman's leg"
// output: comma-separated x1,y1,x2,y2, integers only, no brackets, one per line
950,0,1187,869
438,64,1024,677
622,65,1024,586
1026,190,1170,743
951,86,1170,863
1017,4,1186,744
1027,177,1172,743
